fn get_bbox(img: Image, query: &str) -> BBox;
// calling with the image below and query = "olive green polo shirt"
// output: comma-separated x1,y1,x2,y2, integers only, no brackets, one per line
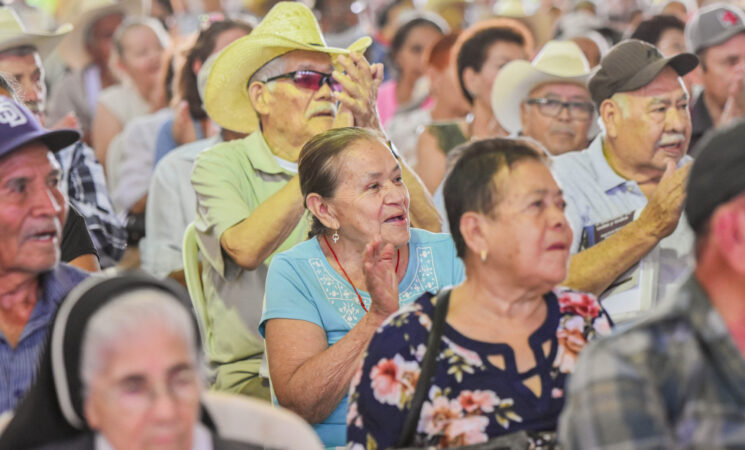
191,131,310,392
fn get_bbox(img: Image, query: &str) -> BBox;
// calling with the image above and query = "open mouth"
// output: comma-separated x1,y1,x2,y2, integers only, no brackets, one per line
547,242,567,251
658,141,683,153
384,214,407,224
28,231,56,242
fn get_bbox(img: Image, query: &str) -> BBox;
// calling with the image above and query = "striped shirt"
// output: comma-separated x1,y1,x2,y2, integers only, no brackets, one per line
0,264,87,413
559,274,745,448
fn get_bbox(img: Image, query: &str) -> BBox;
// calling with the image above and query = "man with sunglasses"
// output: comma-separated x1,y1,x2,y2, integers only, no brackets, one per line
551,40,699,321
491,40,596,156
189,2,439,401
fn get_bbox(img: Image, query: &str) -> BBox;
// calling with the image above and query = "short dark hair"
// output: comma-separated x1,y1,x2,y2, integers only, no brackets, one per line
298,127,389,238
178,19,252,121
456,27,526,104
444,138,543,258
630,14,685,48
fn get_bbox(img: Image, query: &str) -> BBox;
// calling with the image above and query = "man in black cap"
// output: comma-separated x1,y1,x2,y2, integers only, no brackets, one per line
0,97,89,414
686,3,745,152
559,119,745,448
552,39,699,320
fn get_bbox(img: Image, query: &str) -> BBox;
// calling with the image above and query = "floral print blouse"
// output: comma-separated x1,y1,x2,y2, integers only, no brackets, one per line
347,288,612,449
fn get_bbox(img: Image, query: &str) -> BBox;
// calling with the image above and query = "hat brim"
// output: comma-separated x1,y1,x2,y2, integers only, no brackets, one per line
56,5,129,69
2,127,80,158
204,34,371,133
0,24,72,59
618,52,699,96
491,60,598,136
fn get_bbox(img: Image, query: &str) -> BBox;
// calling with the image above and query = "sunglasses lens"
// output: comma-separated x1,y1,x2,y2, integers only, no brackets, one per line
294,72,325,90
329,78,343,92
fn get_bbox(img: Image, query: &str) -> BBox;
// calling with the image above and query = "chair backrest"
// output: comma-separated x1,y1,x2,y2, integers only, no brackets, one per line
182,222,210,346
202,391,323,450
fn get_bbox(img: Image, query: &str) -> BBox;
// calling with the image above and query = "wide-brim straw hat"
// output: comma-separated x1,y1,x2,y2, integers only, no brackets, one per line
0,7,72,58
204,1,371,134
491,40,599,136
55,0,144,70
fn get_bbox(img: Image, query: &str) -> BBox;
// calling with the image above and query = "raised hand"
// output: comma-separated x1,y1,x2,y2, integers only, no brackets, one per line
332,52,384,131
362,235,400,321
639,160,692,240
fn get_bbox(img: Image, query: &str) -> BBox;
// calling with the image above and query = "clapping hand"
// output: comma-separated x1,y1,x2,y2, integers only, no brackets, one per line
363,235,400,321
332,52,384,131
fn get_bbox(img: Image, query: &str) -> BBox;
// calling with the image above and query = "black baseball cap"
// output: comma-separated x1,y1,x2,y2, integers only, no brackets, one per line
686,119,745,234
0,97,79,158
588,39,699,107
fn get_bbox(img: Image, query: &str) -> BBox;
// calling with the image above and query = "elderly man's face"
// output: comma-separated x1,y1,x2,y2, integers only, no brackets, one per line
84,326,201,450
260,50,338,150
0,143,65,276
0,51,46,120
520,82,594,155
607,67,690,175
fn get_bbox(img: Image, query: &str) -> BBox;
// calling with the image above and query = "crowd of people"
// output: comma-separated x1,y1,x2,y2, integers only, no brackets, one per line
0,0,744,448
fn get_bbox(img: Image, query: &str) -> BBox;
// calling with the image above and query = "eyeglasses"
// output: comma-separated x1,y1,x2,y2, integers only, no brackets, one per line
107,368,200,415
263,70,342,92
525,98,595,121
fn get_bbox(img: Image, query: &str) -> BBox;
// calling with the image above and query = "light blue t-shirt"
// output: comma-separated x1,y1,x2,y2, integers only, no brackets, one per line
260,228,465,448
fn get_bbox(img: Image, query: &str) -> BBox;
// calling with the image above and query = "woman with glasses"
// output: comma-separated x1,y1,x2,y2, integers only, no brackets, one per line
260,127,464,448
0,275,264,450
347,138,612,448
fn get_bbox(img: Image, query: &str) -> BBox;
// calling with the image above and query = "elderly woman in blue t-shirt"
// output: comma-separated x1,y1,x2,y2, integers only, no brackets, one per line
347,138,612,448
259,127,464,448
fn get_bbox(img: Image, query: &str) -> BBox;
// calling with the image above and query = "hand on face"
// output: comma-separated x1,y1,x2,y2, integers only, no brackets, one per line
332,53,384,130
718,73,745,128
363,235,400,321
639,160,691,240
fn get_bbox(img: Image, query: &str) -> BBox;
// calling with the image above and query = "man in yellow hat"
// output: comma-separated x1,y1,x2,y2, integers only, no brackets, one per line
191,1,439,401
491,40,596,156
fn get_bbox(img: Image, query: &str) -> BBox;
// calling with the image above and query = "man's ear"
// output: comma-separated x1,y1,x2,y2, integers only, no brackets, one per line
600,98,619,139
459,211,489,258
306,193,339,231
712,205,745,274
248,81,271,116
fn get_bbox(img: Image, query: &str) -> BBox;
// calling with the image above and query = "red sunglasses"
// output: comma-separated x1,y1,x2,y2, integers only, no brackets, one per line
263,70,343,92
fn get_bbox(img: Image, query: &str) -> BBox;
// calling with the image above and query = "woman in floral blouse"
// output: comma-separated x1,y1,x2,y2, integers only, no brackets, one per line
347,138,612,448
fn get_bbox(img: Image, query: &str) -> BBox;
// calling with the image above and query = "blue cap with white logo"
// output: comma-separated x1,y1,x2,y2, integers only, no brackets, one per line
0,97,80,158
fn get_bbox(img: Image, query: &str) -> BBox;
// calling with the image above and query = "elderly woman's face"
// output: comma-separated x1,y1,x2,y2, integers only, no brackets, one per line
84,326,200,450
483,160,572,287
328,139,411,248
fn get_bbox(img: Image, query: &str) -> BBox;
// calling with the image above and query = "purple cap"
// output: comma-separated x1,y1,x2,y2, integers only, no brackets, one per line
0,97,80,158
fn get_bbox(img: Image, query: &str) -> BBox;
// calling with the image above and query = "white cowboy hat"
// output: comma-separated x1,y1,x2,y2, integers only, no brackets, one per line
491,40,598,136
55,0,145,70
0,7,72,58
204,1,371,134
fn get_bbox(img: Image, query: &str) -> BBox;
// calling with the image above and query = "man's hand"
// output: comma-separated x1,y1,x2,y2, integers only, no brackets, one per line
51,112,80,131
718,74,745,127
638,160,692,240
332,52,384,131
172,100,198,145
363,236,399,321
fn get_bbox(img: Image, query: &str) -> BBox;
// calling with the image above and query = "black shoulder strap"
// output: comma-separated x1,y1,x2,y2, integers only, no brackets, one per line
395,288,452,448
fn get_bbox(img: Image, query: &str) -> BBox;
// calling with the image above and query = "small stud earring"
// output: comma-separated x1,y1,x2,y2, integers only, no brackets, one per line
332,230,339,243
480,250,487,262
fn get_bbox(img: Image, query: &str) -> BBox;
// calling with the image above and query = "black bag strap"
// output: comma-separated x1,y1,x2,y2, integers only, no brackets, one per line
395,288,452,448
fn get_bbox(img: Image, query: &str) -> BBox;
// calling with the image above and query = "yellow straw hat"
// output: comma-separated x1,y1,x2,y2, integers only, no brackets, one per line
0,7,72,58
491,40,598,136
204,1,371,133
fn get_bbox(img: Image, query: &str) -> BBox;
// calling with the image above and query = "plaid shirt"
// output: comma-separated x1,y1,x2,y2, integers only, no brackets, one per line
56,142,126,268
559,274,745,448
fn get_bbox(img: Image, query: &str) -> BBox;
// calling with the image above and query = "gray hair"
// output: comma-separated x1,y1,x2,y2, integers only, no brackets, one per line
248,53,288,92
79,289,198,397
112,16,170,58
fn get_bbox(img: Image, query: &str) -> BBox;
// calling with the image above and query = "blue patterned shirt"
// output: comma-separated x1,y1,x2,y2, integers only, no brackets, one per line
260,229,465,448
0,264,88,413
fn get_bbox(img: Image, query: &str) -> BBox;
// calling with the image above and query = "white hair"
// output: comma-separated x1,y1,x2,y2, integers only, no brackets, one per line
80,289,198,396
248,53,289,93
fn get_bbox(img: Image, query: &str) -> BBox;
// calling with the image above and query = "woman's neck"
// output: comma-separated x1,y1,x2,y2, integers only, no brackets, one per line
395,74,418,106
469,101,506,140
430,100,466,122
320,235,408,291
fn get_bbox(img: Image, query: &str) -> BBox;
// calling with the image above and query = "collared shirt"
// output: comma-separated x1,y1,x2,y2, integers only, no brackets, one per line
0,264,88,413
141,134,222,278
559,274,745,448
690,91,714,157
56,142,126,268
190,131,310,385
551,136,695,309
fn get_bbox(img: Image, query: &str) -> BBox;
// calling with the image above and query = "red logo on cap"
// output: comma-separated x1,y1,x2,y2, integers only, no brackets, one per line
720,10,740,26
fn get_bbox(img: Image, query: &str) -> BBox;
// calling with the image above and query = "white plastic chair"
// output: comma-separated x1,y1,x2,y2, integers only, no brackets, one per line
202,391,323,450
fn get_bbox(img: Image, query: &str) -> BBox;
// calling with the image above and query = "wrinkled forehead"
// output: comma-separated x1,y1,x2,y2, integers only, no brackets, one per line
528,81,591,98
281,49,334,72
0,141,57,172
